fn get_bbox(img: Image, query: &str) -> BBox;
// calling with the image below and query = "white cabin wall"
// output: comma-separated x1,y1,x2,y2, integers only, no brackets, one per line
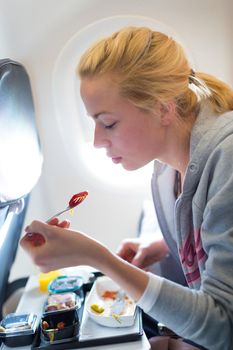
1,0,232,279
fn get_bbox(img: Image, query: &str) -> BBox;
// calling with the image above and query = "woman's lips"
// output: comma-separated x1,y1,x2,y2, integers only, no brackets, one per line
111,157,122,164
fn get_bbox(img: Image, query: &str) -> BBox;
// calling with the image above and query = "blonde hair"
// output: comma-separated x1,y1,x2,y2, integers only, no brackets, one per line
77,26,233,118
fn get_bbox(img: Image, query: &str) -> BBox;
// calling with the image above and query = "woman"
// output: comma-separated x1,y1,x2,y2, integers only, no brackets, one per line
21,27,233,349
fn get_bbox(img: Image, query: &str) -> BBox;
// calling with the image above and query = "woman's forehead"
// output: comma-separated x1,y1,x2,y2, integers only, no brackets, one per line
80,75,120,101
80,76,122,115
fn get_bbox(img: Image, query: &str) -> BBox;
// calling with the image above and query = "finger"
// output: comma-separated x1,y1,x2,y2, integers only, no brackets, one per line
119,251,136,263
47,218,70,228
24,220,53,238
27,233,46,247
57,220,70,228
25,220,53,233
116,246,132,259
116,245,126,256
116,240,135,255
20,232,46,248
131,249,145,268
47,217,59,225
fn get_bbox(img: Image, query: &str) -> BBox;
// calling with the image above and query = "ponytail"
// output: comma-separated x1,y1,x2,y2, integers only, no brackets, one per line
196,72,233,114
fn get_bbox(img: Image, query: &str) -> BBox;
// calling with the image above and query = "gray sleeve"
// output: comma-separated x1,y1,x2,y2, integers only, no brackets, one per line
145,276,232,350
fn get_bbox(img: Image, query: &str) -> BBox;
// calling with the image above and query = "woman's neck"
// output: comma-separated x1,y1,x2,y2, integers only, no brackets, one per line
161,113,196,178
160,130,190,178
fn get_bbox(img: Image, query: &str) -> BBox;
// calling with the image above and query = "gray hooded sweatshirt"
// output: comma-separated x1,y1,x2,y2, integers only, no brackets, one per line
137,104,233,350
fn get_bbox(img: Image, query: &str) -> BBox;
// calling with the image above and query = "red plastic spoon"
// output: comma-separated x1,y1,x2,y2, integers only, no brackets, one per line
47,191,88,221
25,191,88,246
68,191,89,208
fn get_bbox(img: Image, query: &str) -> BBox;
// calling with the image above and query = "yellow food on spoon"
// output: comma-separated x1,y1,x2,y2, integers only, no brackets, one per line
91,304,105,314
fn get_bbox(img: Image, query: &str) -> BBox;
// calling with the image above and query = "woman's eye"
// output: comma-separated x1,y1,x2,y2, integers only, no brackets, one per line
104,122,117,129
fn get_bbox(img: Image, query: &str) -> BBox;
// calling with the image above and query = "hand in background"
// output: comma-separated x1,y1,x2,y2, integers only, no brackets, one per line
116,236,169,270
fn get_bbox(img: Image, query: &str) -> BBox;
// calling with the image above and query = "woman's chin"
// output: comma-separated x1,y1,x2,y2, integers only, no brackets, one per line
121,163,142,171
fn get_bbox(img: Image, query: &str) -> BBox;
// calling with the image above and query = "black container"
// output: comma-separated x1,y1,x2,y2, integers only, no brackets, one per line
0,313,37,347
41,308,79,344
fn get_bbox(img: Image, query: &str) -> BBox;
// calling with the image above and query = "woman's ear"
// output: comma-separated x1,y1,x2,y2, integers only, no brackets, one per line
159,101,176,126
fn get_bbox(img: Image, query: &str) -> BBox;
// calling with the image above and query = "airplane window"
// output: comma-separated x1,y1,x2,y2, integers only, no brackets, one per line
52,15,190,187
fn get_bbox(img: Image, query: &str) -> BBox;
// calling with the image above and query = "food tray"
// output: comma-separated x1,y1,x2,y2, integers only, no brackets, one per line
31,282,142,349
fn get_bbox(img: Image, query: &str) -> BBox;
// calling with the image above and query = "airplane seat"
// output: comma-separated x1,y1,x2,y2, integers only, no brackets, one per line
0,196,30,321
0,59,42,322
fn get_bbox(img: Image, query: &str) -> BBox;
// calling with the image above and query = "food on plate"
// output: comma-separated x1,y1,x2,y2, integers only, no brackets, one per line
90,304,105,314
111,313,121,324
102,290,118,300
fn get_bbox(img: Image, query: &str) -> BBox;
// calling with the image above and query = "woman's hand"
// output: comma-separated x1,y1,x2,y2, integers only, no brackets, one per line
20,220,150,301
20,219,108,273
116,236,169,270
21,218,70,247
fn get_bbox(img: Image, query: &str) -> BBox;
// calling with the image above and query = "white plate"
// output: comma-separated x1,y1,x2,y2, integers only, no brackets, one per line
86,276,137,328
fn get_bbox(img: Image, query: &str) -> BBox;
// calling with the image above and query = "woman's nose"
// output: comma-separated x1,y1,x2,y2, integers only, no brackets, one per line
93,125,110,149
